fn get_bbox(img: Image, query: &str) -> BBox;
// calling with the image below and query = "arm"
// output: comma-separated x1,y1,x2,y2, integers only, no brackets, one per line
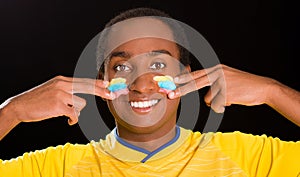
266,81,300,126
170,64,300,126
0,99,21,140
0,76,113,141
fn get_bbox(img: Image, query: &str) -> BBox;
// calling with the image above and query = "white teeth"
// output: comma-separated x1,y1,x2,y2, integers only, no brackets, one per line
130,100,159,108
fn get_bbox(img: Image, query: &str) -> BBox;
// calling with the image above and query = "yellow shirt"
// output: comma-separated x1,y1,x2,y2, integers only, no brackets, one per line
0,127,299,177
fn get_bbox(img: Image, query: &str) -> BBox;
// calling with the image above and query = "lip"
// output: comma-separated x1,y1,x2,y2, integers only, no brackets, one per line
129,99,161,114
112,92,165,114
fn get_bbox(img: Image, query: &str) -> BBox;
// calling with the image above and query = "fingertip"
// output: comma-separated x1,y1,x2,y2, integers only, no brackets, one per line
68,113,79,126
169,91,175,98
95,80,109,88
173,77,179,83
213,106,225,114
168,91,178,99
218,107,225,113
102,91,116,100
110,92,116,100
206,102,211,107
68,118,75,126
103,80,109,87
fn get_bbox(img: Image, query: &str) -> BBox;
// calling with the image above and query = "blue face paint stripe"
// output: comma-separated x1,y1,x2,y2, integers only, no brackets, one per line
113,128,151,154
158,81,176,90
141,126,180,163
108,83,127,92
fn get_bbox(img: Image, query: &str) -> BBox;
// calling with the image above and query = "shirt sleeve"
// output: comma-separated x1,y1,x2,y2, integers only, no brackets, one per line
212,131,300,177
0,143,90,177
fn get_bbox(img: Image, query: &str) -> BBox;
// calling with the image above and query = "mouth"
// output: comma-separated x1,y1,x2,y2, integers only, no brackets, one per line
129,99,160,113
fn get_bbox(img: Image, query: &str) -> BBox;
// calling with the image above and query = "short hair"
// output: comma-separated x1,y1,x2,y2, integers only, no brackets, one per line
96,7,191,76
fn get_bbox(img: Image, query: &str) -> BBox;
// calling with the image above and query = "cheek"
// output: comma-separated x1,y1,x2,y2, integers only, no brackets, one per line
105,62,116,79
105,69,117,81
164,63,181,77
107,101,118,118
166,97,180,114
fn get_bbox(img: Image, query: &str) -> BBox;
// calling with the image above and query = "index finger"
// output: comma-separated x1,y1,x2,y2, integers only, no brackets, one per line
168,74,212,99
71,79,115,99
72,78,109,88
174,65,218,84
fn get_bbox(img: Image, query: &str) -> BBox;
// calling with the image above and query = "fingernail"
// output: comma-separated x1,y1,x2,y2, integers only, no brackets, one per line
168,91,175,98
110,92,116,100
103,81,109,87
220,107,225,113
174,77,179,83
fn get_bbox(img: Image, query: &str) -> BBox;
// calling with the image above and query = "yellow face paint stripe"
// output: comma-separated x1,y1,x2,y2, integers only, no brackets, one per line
153,75,174,82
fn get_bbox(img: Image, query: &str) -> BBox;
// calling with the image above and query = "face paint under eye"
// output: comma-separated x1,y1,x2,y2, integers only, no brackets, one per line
153,75,177,91
108,77,128,92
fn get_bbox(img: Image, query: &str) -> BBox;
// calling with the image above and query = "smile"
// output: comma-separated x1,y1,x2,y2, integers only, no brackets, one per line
130,99,159,108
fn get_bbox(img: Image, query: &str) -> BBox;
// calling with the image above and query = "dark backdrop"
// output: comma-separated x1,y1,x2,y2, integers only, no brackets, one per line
0,0,299,159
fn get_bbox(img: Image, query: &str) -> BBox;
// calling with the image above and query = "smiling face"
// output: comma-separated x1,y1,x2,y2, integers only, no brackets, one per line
101,17,190,140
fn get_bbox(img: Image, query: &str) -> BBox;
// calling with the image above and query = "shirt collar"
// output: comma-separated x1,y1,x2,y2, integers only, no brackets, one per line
98,126,191,162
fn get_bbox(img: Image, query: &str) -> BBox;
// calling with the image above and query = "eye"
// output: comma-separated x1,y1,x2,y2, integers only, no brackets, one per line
150,62,166,70
114,64,131,72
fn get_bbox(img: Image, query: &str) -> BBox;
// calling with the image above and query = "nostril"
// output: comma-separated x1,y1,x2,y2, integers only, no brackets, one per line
128,76,158,93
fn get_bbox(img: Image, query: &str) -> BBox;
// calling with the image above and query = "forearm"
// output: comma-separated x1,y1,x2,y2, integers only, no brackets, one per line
266,80,300,126
0,99,20,140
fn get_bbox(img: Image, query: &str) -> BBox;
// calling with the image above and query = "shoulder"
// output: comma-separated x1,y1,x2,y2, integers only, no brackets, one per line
190,130,273,150
17,142,94,161
210,131,269,150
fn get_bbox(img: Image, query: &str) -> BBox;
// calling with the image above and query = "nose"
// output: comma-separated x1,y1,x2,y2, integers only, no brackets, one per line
128,73,159,93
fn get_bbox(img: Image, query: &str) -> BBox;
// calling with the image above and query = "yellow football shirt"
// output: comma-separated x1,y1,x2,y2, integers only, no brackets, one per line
1,127,299,177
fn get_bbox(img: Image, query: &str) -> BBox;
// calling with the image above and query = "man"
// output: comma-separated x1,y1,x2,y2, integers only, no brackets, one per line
0,7,299,177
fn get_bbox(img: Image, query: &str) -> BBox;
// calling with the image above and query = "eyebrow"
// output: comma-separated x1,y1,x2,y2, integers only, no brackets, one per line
109,49,173,60
148,50,172,57
109,51,130,59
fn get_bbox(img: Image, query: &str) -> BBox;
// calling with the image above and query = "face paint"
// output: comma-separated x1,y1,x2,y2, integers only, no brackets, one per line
153,75,176,93
108,77,127,92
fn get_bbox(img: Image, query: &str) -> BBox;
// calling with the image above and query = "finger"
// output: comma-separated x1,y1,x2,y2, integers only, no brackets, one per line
57,91,82,124
67,106,79,125
72,78,109,88
71,79,109,94
70,81,115,100
113,89,129,98
174,65,218,84
50,76,110,97
59,76,109,88
43,90,80,125
204,78,224,106
55,101,78,126
168,73,216,99
71,94,87,111
210,89,226,113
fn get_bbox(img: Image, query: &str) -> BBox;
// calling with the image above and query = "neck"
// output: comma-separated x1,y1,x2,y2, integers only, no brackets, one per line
116,124,177,152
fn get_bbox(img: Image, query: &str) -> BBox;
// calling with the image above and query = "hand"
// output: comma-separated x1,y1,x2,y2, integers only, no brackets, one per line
1,76,115,125
168,64,276,113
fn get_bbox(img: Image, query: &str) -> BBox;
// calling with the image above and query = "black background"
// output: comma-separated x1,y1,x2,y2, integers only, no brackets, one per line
0,0,299,159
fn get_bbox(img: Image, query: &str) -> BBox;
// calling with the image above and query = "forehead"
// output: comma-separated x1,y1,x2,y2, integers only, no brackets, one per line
109,38,179,59
105,17,178,58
